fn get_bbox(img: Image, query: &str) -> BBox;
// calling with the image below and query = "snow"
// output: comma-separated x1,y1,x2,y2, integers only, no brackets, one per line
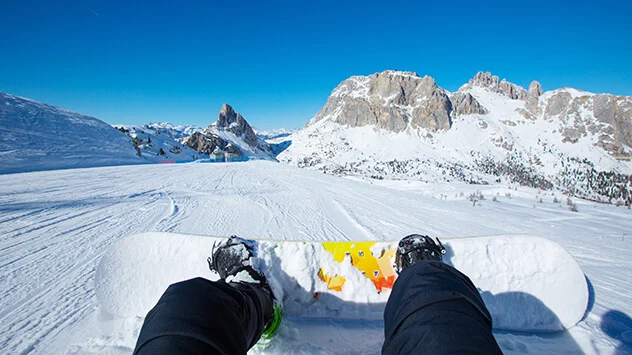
1,161,631,354
330,75,372,100
142,122,203,140
112,124,200,162
0,93,145,174
253,127,296,141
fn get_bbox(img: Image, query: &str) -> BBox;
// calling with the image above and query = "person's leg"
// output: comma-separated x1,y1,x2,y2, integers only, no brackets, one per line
383,235,502,354
133,277,273,355
134,236,278,355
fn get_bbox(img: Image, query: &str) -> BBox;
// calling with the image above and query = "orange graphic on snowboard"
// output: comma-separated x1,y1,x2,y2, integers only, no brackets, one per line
318,242,396,292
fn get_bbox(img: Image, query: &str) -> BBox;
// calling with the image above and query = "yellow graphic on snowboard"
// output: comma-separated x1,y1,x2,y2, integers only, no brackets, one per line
318,242,396,292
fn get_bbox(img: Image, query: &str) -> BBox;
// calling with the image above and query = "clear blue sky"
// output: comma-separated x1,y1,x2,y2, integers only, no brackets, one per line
1,0,630,129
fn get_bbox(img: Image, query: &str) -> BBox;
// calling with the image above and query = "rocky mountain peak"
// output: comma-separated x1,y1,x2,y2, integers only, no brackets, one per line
309,70,452,132
468,71,527,100
213,104,259,147
183,103,273,159
217,103,237,127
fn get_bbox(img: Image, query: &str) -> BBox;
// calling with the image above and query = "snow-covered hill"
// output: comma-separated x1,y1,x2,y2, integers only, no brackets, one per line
0,93,145,174
1,161,631,354
279,71,632,205
112,124,201,162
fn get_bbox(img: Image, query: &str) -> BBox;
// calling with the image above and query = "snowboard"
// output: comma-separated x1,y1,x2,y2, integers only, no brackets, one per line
95,232,588,332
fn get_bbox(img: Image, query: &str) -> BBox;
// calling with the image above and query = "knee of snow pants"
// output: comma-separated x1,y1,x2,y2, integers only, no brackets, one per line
382,261,503,354
133,277,272,355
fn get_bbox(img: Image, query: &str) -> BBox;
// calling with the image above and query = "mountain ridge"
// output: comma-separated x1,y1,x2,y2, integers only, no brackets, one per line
280,70,632,205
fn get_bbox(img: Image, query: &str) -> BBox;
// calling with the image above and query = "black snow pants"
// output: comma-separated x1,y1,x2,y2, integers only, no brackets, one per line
133,278,273,355
382,261,503,354
134,262,502,354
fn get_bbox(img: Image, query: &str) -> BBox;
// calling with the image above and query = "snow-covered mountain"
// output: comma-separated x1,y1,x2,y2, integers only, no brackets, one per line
0,93,145,174
183,104,275,160
279,71,632,205
142,122,204,141
254,127,296,141
253,127,295,156
112,124,201,162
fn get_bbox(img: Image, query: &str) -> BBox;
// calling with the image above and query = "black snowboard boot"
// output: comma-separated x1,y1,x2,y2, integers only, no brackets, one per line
207,236,281,339
394,234,446,273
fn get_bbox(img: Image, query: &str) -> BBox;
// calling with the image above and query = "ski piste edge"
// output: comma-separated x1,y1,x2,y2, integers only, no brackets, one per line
95,232,589,333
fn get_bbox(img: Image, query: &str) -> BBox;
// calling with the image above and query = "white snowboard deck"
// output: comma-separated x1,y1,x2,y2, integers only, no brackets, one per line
96,232,588,332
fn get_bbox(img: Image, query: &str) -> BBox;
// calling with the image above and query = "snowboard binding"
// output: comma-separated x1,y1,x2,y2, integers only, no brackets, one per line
207,235,266,284
394,234,446,273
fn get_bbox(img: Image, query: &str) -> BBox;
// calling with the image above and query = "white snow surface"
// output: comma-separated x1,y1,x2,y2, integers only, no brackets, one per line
0,93,144,174
1,161,631,354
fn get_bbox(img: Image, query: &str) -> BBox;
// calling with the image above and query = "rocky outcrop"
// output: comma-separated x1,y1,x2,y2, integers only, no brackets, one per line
526,81,543,115
536,89,632,155
544,91,572,118
184,132,217,154
593,95,632,154
468,72,527,100
184,131,245,156
450,92,488,116
308,71,453,132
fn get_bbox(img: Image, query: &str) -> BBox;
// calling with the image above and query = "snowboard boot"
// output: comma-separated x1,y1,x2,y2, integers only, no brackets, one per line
394,234,446,274
207,236,282,339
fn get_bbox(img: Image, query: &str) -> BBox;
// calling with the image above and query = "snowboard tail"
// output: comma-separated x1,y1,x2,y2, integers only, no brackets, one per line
95,232,589,333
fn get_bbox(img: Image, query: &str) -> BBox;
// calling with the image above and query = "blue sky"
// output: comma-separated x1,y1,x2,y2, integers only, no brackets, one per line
1,0,630,129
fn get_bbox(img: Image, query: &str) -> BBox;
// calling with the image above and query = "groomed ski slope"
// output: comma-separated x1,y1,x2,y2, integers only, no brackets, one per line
0,161,631,354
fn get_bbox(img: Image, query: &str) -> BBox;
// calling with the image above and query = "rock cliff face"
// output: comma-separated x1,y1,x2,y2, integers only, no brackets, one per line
308,71,453,132
450,92,488,116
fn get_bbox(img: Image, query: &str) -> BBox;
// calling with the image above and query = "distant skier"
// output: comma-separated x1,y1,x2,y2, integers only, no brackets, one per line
133,234,503,354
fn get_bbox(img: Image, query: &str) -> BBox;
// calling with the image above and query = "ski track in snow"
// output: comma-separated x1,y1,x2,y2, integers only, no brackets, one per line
0,161,631,354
